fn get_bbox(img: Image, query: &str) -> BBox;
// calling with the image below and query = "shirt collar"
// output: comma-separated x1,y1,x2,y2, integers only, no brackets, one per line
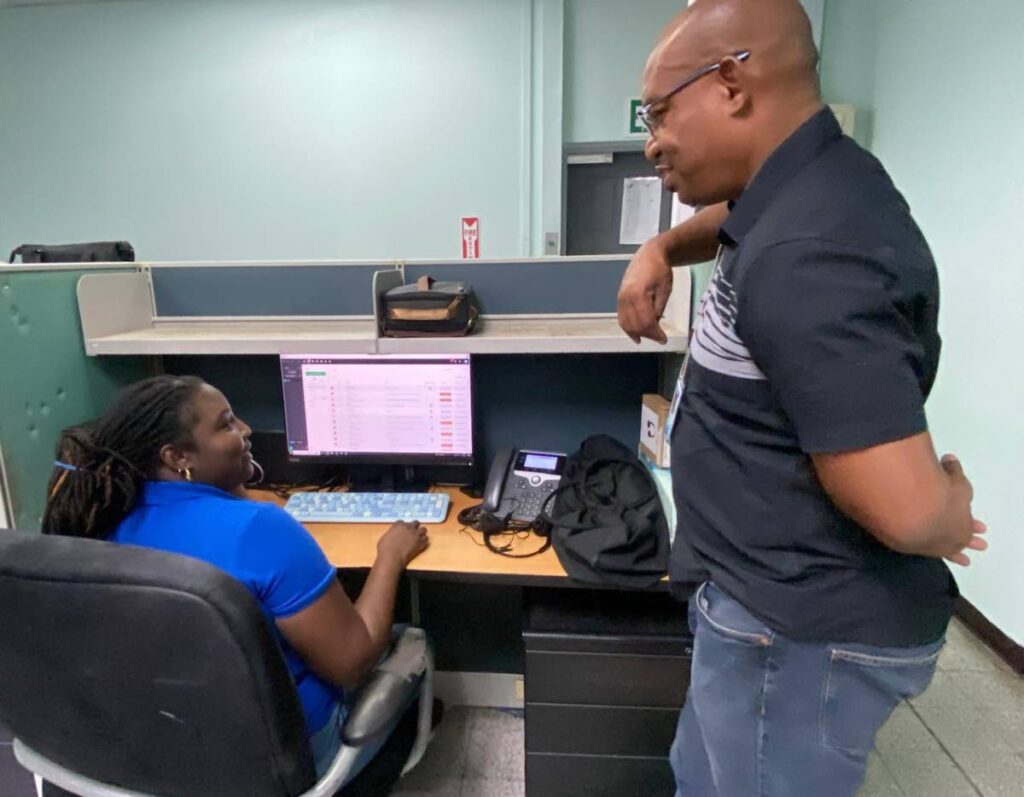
140,480,238,506
718,106,842,247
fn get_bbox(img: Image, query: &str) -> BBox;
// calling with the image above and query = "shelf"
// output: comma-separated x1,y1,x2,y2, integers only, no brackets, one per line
84,317,684,356
376,317,686,354
84,319,378,356
77,269,689,357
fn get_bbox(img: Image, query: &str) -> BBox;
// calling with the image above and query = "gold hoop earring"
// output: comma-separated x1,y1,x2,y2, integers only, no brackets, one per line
179,466,193,483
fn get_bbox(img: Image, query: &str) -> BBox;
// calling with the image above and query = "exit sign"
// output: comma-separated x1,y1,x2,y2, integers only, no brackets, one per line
628,98,645,135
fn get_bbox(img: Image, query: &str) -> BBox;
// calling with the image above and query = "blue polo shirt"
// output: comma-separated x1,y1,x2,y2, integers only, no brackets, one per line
112,480,339,734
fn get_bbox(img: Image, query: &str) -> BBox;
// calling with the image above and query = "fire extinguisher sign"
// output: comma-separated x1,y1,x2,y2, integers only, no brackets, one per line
461,217,480,259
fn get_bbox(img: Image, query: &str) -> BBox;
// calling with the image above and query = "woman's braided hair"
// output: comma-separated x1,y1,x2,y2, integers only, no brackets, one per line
42,375,205,539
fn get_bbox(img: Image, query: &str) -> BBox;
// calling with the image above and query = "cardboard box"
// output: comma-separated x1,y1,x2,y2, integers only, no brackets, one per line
639,393,671,468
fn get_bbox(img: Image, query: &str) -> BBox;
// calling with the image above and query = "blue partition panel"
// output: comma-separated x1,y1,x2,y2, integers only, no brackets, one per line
152,265,383,317
404,259,629,314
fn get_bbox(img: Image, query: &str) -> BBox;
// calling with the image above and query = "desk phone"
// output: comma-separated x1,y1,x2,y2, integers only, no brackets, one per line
482,448,567,524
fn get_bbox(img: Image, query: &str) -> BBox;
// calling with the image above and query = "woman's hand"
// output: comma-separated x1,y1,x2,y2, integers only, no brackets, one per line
377,520,430,567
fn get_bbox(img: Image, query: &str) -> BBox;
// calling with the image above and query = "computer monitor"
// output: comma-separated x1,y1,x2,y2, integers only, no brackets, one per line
280,353,473,466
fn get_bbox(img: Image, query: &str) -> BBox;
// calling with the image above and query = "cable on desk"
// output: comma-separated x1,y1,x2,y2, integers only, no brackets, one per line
457,504,552,558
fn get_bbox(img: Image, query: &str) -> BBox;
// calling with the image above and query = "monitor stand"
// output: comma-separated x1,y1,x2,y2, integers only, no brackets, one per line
345,465,431,493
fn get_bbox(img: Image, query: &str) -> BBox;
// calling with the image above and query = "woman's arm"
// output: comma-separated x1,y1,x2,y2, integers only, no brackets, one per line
275,521,428,689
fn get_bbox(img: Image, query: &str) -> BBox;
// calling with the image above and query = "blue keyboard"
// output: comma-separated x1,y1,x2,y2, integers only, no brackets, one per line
283,491,450,524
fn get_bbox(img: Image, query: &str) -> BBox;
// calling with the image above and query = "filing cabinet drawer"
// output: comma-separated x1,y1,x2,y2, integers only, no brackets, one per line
526,752,675,797
526,703,680,757
525,649,691,707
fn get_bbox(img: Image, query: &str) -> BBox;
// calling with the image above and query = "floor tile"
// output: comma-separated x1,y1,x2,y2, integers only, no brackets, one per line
940,622,1015,676
463,709,524,782
945,670,1024,715
396,706,472,791
913,706,1024,797
459,777,525,797
881,751,979,797
875,702,942,753
954,751,1024,797
857,752,905,796
908,671,974,714
938,629,999,674
391,776,462,797
0,743,37,797
916,706,1016,758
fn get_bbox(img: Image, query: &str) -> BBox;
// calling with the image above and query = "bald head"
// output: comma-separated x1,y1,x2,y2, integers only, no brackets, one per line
645,0,820,103
640,0,824,207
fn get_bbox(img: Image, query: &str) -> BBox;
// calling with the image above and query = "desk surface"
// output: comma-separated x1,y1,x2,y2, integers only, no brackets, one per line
249,487,571,585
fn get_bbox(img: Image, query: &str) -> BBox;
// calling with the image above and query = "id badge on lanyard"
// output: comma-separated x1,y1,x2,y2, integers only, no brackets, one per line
665,244,724,443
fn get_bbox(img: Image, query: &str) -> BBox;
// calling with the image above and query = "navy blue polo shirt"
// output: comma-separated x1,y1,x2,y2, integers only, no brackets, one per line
670,107,956,646
112,481,340,734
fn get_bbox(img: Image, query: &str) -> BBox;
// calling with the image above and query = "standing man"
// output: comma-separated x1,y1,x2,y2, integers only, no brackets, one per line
617,1,987,795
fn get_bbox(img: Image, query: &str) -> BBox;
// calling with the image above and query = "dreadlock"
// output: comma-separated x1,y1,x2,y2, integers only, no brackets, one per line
42,375,206,540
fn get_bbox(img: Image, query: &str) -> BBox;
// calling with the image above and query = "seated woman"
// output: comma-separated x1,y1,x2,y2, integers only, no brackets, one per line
41,374,429,782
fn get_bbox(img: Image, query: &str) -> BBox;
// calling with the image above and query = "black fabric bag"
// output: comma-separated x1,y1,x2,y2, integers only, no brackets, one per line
542,434,670,588
8,241,135,264
381,276,479,337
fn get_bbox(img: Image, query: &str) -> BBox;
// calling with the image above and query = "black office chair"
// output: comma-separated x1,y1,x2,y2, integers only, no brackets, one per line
0,530,435,797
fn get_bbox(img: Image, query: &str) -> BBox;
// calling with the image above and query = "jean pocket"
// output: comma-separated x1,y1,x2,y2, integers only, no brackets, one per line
819,637,944,758
694,582,773,648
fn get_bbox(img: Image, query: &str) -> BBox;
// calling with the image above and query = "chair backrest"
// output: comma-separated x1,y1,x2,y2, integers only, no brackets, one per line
0,530,317,797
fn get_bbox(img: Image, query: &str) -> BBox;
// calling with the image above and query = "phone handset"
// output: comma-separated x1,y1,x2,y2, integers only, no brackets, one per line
481,448,514,515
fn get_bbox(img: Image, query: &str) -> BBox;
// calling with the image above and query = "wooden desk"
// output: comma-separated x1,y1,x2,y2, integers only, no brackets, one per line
249,487,572,586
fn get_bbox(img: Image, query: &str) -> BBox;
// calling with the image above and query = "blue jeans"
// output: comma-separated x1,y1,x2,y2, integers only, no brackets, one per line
671,582,944,797
309,625,422,781
309,700,408,782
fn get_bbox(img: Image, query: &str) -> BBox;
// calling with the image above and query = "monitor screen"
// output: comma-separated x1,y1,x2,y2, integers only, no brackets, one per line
280,353,473,465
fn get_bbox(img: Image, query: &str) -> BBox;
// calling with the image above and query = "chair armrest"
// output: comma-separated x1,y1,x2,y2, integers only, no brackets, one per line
341,627,428,746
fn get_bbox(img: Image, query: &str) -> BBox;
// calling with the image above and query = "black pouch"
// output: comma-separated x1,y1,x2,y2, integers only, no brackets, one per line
381,276,480,337
8,241,135,264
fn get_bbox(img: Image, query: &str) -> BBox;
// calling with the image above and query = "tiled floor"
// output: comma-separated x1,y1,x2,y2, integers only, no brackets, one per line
393,619,1024,797
2,620,1020,796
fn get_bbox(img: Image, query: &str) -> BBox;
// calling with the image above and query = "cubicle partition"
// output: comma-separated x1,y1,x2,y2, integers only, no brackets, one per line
77,255,688,471
0,265,152,529
1,256,688,530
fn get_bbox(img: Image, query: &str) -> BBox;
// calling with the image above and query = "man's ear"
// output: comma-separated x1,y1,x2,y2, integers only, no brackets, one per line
716,56,751,115
158,443,190,473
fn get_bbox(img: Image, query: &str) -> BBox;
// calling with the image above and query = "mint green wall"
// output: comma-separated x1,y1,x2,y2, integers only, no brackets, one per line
564,0,825,144
818,0,877,147
822,0,1023,643
870,0,1023,644
0,0,538,260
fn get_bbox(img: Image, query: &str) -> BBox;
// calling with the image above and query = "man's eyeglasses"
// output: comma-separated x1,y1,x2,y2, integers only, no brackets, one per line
636,50,751,134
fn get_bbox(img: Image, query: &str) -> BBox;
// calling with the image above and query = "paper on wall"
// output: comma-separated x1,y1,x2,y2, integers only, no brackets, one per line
619,176,662,245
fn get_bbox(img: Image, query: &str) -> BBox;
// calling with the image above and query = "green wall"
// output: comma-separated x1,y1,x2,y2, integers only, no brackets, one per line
822,0,1023,643
563,0,825,144
0,0,541,260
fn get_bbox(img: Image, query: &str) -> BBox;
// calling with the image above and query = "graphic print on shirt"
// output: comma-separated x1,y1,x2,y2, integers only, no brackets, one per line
690,263,766,380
